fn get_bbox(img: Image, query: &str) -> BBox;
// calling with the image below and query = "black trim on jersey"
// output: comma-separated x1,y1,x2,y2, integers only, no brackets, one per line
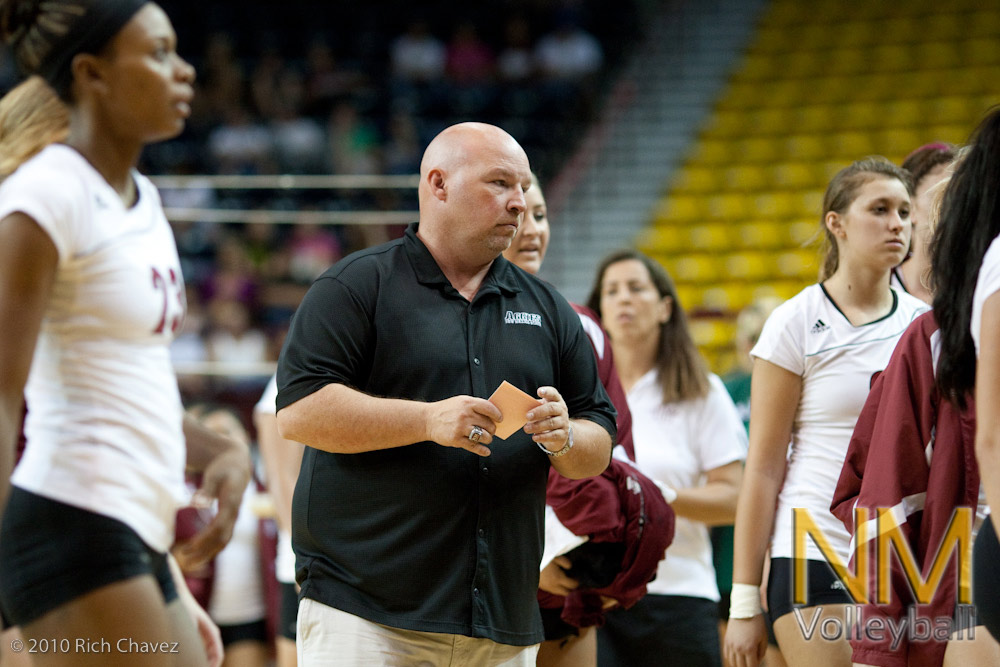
819,283,899,327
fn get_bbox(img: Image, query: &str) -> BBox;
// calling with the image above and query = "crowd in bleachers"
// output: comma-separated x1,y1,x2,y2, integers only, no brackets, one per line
9,0,642,389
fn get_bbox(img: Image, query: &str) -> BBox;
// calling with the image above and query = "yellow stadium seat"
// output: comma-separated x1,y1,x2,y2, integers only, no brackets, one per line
700,283,754,311
733,137,782,163
839,102,882,131
831,131,875,159
724,166,769,192
636,225,685,254
673,255,722,283
654,195,704,224
672,166,720,194
754,192,799,219
691,140,732,165
724,252,773,281
963,38,1000,66
689,224,735,252
737,221,787,250
869,44,910,72
673,283,702,310
884,99,923,128
788,219,820,246
689,317,737,348
770,162,821,189
785,135,827,161
794,105,835,133
777,249,820,280
707,193,750,221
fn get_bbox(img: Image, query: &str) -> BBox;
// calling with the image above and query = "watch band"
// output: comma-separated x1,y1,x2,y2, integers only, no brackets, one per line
538,423,574,457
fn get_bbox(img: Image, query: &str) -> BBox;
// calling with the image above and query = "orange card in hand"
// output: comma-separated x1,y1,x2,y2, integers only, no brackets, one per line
488,381,543,439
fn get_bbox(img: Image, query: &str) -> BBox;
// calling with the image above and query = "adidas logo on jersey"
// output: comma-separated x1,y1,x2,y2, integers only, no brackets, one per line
810,319,830,333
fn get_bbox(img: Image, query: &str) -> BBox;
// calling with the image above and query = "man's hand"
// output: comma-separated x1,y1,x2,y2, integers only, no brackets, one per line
524,386,570,453
425,395,504,457
175,441,250,569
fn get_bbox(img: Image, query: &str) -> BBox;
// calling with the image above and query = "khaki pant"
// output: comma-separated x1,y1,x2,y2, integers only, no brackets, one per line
297,597,540,667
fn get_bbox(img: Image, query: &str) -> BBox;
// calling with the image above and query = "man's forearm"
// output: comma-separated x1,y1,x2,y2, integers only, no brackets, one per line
277,383,431,454
548,418,612,480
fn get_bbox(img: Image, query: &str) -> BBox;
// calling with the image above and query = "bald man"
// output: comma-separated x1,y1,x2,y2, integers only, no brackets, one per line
275,123,615,665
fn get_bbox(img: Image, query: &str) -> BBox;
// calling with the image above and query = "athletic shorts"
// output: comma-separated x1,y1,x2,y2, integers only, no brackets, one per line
767,557,853,622
279,582,298,640
0,487,177,627
219,619,268,646
974,516,1000,641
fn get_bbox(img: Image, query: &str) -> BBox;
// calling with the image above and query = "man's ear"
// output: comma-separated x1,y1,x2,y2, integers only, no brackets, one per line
70,52,109,97
427,168,447,202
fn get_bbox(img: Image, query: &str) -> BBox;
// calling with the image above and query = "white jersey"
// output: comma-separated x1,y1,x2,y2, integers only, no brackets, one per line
971,236,1000,356
752,284,928,562
0,144,187,552
628,372,747,601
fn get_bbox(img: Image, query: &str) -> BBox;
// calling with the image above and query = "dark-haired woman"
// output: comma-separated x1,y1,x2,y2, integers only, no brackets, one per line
724,157,929,667
587,250,747,667
930,107,1000,646
0,3,249,665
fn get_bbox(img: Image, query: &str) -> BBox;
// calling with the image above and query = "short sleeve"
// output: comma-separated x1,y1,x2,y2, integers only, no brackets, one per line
0,157,84,262
275,272,373,411
750,299,804,376
696,375,749,471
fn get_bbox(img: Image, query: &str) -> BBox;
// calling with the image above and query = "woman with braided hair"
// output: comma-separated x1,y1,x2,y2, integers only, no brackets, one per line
0,2,250,665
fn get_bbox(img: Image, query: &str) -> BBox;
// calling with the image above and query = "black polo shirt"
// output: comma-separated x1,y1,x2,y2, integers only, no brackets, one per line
276,223,616,646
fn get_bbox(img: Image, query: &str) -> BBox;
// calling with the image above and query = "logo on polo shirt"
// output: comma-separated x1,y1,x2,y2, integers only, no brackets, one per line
810,319,830,333
505,310,542,327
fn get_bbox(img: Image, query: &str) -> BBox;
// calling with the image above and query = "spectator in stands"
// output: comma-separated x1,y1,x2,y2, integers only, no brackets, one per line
390,19,446,83
930,107,1000,648
497,15,537,84
588,250,747,667
502,178,672,667
382,109,423,175
326,100,380,174
724,158,928,667
534,12,604,82
302,39,366,115
891,142,957,304
0,3,251,664
175,405,274,667
205,297,271,370
207,104,275,174
270,68,327,174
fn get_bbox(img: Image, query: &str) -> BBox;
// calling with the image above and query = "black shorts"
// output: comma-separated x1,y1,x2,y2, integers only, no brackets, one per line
767,557,853,622
598,594,721,667
974,516,1000,641
0,487,177,627
219,619,268,646
279,582,298,640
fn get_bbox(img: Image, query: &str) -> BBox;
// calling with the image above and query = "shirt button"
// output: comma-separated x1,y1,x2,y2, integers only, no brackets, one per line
473,588,480,597
481,467,489,476
478,528,485,537
473,357,481,365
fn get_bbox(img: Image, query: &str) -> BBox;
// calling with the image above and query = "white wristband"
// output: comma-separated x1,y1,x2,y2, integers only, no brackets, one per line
729,583,763,619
